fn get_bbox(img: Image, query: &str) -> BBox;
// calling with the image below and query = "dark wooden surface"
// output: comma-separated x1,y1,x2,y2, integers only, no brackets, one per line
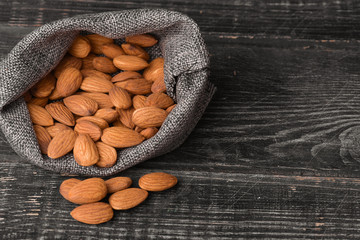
1,0,360,239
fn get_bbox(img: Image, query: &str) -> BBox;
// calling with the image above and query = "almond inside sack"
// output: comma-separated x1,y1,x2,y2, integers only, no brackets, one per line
0,9,215,176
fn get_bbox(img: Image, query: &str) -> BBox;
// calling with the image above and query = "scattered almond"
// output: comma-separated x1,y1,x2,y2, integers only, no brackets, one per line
63,95,98,116
93,56,118,73
105,177,132,193
132,107,168,128
109,188,148,210
59,178,81,201
113,55,149,71
125,34,158,47
101,43,125,59
67,178,107,204
74,120,102,142
47,129,76,159
71,202,114,225
101,127,144,148
80,76,114,93
56,67,83,97
45,102,75,126
138,172,177,191
109,86,132,109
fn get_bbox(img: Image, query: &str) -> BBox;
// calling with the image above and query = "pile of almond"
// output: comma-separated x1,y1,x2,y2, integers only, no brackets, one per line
60,172,177,224
24,33,176,167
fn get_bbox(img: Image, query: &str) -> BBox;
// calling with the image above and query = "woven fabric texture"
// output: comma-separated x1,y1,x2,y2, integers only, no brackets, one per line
0,9,215,176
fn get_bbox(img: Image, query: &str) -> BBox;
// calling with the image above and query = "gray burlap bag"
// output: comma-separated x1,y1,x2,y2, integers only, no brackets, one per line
0,9,215,176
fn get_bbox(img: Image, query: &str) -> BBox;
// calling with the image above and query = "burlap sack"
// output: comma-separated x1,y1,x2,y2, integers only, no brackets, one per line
0,9,215,176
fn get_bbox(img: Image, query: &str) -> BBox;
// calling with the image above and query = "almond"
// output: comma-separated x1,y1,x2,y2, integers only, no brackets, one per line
138,172,177,192
112,120,126,128
80,69,112,81
105,177,132,194
86,34,113,54
146,93,174,109
74,120,102,142
151,77,166,93
166,104,176,113
93,56,118,74
30,73,56,98
54,55,82,78
101,127,144,148
27,103,54,126
132,95,147,109
143,57,164,82
63,95,98,116
68,178,107,204
80,76,114,93
121,43,149,60
75,92,114,109
114,78,152,95
47,129,76,159
28,97,48,107
140,127,158,139
113,55,149,71
46,123,72,138
109,86,132,109
76,116,109,129
125,34,158,47
56,67,83,97
71,202,113,225
132,107,168,128
101,43,125,59
45,102,75,126
95,142,117,168
94,108,118,123
81,53,96,69
48,87,63,100
135,126,144,133
68,36,91,58
33,125,52,154
117,107,135,129
73,134,99,167
109,188,148,210
23,91,32,102
111,71,142,83
59,178,81,201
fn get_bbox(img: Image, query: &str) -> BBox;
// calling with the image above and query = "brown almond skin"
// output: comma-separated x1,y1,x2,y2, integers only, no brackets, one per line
143,57,164,82
111,71,142,83
101,43,125,59
94,108,118,123
80,76,114,93
112,120,126,128
86,34,114,54
117,107,135,129
105,177,132,193
45,102,75,126
121,43,149,60
68,178,107,204
166,104,176,113
138,172,177,191
151,77,166,93
96,142,117,168
47,129,76,159
146,93,174,109
113,55,149,71
33,125,52,154
109,188,148,210
46,123,72,138
101,127,144,148
74,134,99,167
54,55,82,79
68,36,91,58
48,87,63,100
28,97,48,107
132,95,147,109
63,95,98,116
125,34,158,47
56,67,83,97
27,103,54,126
75,92,114,109
31,73,56,98
140,127,158,139
81,69,112,81
109,86,132,109
114,78,152,95
71,202,113,225
76,116,109,129
59,178,81,201
132,107,168,128
93,56,118,74
82,53,96,70
74,120,102,142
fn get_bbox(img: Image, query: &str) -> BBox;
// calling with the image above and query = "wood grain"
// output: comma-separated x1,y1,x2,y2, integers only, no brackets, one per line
1,0,360,239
